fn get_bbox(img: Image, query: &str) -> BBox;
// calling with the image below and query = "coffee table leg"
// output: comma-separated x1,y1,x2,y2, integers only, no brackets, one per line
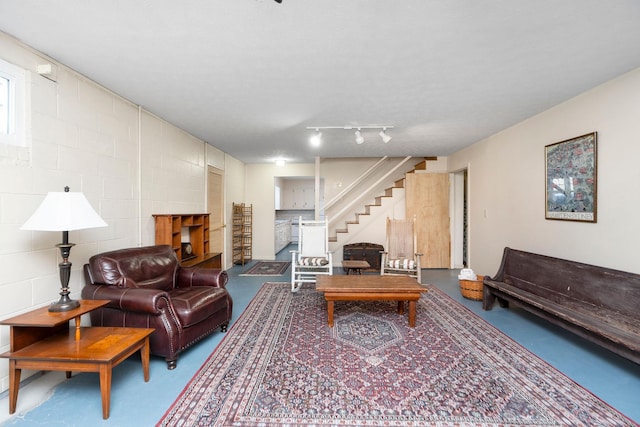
408,300,417,327
397,301,405,315
8,360,21,414
99,364,112,419
327,300,334,327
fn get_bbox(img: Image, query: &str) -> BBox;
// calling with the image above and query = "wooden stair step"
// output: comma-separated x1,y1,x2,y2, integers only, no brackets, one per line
330,156,438,243
413,160,427,171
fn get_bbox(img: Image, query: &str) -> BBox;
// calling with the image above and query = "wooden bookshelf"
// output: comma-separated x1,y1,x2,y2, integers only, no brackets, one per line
153,214,219,266
232,203,252,265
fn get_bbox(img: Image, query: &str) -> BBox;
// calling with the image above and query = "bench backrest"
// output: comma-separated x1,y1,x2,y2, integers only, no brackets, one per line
499,248,640,319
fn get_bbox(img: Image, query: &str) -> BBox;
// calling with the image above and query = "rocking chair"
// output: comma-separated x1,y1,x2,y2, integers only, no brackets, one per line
380,217,422,283
291,216,333,292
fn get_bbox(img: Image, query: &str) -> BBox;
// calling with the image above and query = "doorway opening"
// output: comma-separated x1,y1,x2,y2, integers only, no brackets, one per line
451,168,468,269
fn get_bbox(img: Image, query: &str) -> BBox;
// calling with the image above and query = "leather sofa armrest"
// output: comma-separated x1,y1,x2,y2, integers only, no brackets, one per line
176,267,228,289
82,285,171,315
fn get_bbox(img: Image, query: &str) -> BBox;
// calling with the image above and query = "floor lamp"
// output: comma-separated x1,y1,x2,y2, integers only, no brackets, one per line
21,186,107,312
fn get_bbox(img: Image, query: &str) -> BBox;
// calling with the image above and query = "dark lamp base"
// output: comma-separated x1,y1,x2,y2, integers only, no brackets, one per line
49,296,80,312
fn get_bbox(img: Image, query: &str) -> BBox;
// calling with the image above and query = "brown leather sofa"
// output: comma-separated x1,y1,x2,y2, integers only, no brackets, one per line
82,245,233,369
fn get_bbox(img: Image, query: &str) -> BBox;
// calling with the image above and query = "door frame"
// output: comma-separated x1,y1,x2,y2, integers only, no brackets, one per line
450,165,469,269
207,165,225,266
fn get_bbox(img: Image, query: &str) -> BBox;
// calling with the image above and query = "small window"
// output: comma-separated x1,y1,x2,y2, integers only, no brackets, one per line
0,58,26,147
0,75,9,134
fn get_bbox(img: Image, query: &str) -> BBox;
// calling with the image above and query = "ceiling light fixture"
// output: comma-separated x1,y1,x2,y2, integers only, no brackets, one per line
309,129,322,147
379,128,392,143
306,125,394,145
275,159,286,167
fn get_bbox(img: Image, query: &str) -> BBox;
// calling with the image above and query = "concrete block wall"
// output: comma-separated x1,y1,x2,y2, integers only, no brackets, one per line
0,33,215,394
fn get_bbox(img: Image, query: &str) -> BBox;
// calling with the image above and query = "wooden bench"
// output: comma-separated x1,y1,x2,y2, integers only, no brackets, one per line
483,247,640,365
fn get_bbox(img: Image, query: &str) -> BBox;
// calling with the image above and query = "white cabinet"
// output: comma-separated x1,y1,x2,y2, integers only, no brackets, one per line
277,178,324,210
275,220,291,253
283,186,313,209
281,179,315,209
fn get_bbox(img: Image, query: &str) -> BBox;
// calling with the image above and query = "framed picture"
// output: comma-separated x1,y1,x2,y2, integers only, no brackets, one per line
545,132,597,222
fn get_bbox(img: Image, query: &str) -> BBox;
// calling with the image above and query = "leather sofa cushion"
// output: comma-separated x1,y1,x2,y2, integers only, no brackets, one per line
170,286,229,327
88,246,178,290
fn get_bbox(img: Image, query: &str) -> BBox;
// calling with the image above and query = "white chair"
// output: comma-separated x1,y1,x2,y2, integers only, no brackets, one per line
381,217,422,283
291,216,333,292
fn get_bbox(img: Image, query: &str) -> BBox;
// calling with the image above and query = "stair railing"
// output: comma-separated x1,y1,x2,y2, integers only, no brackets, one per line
324,156,389,210
327,156,413,229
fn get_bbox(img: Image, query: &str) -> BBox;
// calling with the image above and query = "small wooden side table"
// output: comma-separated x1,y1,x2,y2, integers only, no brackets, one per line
0,300,154,419
342,260,370,275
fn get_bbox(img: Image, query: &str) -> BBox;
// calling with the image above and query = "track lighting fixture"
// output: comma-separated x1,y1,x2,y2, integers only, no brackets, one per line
306,125,394,145
379,128,392,143
309,129,322,147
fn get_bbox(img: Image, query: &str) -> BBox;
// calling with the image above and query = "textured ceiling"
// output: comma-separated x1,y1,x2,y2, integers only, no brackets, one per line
1,0,640,163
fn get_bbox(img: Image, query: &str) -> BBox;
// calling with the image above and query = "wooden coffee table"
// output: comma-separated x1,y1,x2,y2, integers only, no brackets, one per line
0,301,154,420
316,275,426,327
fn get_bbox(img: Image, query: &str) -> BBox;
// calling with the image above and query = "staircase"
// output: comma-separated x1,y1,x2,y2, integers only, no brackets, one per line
327,158,435,254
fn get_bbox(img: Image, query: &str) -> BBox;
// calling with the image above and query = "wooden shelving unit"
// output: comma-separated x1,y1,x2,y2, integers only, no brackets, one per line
232,203,252,265
153,213,221,268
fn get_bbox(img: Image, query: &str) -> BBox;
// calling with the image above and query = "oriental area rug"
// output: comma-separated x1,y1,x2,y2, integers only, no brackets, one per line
157,282,634,427
239,261,291,276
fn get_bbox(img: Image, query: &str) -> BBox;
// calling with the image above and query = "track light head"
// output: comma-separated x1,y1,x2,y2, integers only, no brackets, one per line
310,129,322,147
355,129,365,145
379,128,392,143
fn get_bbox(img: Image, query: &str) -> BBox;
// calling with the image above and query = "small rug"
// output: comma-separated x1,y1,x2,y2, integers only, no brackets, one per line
239,261,291,276
157,283,635,426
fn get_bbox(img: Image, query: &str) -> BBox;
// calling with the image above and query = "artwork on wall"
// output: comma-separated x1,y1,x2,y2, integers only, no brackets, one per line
545,132,597,222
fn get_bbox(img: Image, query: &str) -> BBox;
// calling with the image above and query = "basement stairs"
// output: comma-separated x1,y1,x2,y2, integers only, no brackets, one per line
327,157,436,255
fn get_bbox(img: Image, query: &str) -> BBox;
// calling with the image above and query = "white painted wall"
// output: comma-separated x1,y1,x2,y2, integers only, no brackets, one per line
321,158,381,203
223,154,247,267
245,163,315,260
448,67,640,276
0,33,243,393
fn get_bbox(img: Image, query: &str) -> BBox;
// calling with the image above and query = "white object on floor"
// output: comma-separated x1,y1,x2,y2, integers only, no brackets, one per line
458,268,477,280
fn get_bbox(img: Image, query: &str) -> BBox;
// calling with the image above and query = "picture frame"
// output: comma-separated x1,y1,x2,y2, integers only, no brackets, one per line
545,132,597,222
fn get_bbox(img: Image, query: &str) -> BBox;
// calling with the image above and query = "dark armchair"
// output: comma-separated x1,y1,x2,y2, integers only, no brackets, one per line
82,245,233,369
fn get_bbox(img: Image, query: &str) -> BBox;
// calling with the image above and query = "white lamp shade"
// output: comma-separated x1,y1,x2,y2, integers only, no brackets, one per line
21,191,107,231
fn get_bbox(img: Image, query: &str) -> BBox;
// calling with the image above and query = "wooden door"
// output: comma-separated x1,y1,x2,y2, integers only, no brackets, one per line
406,173,450,268
207,166,224,258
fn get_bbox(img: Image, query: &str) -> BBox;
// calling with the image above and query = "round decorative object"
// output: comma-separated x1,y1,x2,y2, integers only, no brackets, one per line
182,242,193,256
